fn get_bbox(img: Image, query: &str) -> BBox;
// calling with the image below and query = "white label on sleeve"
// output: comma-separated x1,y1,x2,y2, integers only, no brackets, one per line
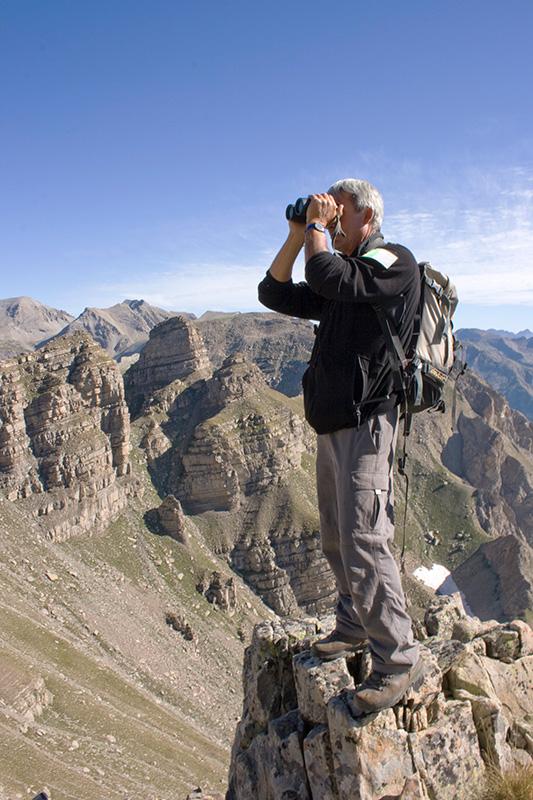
362,248,398,269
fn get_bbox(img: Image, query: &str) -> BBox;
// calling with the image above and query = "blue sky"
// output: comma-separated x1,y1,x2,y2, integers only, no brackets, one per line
1,0,532,331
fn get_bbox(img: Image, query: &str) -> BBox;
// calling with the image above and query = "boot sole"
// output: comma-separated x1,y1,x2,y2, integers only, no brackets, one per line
312,643,367,661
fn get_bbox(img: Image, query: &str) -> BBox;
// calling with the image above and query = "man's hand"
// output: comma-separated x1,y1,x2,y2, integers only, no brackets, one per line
306,193,343,226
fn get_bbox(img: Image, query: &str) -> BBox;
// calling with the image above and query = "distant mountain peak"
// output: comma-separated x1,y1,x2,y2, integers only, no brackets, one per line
123,298,146,310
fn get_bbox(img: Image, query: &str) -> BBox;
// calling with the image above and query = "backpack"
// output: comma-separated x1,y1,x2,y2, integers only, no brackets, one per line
375,261,464,433
374,262,466,570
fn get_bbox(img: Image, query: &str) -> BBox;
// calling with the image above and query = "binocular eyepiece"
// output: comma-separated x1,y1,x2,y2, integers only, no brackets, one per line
285,196,310,223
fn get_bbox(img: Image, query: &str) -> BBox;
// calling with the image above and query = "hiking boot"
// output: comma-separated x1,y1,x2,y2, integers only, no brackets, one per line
312,630,367,661
349,657,425,714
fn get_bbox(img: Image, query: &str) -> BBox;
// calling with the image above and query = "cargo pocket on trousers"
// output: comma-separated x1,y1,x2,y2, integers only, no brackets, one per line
350,471,389,533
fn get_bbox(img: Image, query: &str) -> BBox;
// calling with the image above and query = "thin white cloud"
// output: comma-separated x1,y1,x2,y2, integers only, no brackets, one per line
87,261,267,316
386,166,533,306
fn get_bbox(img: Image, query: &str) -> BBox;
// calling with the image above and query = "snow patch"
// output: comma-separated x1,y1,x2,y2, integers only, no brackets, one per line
413,562,474,616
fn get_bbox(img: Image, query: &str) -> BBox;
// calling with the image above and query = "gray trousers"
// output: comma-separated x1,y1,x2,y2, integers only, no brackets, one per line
316,407,419,674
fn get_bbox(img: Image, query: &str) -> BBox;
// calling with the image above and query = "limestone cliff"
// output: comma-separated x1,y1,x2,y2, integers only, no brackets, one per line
453,371,533,542
227,615,533,799
196,311,315,397
452,534,533,622
131,333,335,617
124,315,212,417
0,331,138,540
458,328,533,421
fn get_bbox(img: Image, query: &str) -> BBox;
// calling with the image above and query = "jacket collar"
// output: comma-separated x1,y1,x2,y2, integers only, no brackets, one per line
351,230,385,258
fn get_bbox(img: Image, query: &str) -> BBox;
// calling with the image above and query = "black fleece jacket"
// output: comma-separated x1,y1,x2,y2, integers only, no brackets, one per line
257,232,420,434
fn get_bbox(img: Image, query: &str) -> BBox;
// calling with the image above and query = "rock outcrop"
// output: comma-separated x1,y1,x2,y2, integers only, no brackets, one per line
0,653,53,731
196,312,315,397
227,617,533,799
196,570,237,613
449,371,533,542
124,315,211,417
133,342,334,617
155,494,189,544
177,354,312,513
0,331,137,540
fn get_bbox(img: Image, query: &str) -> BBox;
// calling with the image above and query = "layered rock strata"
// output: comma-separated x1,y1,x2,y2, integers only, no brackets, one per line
155,494,189,544
133,342,335,616
196,312,315,397
124,315,211,417
178,355,312,513
0,332,136,540
227,616,532,800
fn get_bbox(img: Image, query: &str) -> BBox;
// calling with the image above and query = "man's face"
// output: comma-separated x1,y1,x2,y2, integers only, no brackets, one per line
328,190,373,255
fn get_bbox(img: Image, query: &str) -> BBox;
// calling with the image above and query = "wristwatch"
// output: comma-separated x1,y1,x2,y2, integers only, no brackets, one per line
305,222,327,233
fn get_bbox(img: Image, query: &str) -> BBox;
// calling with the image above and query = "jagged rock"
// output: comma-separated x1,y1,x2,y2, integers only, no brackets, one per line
228,709,311,800
446,649,497,699
452,689,514,771
293,651,352,726
196,570,237,613
408,699,485,799
0,657,53,728
450,616,499,643
303,724,338,800
482,626,521,662
476,654,533,722
446,643,533,771
228,620,533,800
227,620,307,767
0,332,136,540
186,790,225,800
156,495,189,544
426,638,467,672
328,698,417,800
509,720,533,757
423,593,466,638
510,619,533,656
165,612,195,641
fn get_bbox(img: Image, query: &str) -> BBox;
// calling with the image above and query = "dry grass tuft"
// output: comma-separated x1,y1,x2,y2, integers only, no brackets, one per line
476,762,533,800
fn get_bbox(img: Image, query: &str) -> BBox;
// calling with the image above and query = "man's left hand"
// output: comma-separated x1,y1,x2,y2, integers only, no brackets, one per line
306,193,343,226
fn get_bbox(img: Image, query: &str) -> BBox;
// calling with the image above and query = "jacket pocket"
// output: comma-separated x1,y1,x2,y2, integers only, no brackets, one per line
302,350,357,434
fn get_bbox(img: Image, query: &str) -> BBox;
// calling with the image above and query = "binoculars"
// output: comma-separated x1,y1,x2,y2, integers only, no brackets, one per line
285,196,310,223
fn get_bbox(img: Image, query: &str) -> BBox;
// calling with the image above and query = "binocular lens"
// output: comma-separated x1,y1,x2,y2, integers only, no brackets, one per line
285,196,310,222
295,197,308,216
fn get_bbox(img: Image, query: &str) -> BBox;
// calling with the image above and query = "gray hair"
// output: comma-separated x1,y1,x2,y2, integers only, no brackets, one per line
328,178,384,232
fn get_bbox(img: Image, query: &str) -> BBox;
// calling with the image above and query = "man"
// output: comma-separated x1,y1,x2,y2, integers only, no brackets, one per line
257,179,423,714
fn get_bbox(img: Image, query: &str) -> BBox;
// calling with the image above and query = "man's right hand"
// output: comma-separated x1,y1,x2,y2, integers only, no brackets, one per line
306,193,343,227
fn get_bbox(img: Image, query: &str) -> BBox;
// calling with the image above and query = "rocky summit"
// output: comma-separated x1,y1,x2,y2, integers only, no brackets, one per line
227,608,533,800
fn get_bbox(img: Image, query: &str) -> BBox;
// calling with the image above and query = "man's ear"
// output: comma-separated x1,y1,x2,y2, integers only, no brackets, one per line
363,207,374,226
